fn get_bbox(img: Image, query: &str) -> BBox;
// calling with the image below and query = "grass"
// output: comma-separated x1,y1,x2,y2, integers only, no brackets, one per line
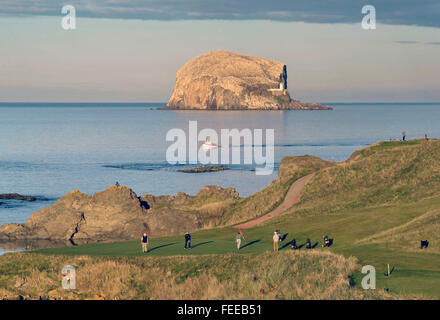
357,209,440,253
2,139,440,299
293,139,440,219
221,155,333,225
29,196,440,298
355,139,423,156
0,250,402,300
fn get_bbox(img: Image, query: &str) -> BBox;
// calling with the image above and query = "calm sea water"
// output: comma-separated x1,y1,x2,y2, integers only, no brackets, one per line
1,102,439,232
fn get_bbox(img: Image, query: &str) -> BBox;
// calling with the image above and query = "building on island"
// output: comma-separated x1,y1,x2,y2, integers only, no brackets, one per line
268,65,288,96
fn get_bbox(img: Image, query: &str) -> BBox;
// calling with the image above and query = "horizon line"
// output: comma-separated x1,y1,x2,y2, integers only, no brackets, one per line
1,102,440,105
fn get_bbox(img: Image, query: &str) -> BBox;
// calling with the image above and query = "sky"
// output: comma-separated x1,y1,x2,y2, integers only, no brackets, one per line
0,0,439,102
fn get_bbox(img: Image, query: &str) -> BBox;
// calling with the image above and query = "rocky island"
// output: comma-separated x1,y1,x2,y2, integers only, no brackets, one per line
165,50,332,110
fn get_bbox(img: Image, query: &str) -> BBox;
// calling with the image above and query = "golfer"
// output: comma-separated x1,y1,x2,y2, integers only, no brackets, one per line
273,231,280,252
236,232,242,250
141,233,149,253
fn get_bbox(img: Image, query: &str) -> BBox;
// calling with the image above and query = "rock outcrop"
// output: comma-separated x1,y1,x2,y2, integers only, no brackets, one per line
166,50,332,110
177,166,229,173
0,193,38,201
0,185,239,242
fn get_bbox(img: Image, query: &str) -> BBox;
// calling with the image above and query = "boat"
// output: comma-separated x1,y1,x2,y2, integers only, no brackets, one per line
202,138,218,150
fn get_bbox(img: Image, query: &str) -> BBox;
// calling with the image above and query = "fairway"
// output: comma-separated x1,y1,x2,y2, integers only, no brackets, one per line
35,195,440,298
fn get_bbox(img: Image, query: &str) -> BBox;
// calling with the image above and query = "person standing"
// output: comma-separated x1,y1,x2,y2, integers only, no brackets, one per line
239,229,246,243
306,238,312,249
141,233,149,253
273,231,280,252
184,232,191,249
402,131,406,141
235,232,242,250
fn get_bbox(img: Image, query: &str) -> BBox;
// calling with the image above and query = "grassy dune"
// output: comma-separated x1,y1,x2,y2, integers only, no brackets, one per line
295,139,440,217
0,251,402,300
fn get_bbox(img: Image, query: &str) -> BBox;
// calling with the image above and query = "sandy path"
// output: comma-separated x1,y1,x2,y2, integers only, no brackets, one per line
234,173,314,230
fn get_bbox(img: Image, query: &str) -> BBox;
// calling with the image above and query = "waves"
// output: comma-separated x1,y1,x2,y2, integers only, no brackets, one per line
235,142,371,148
102,162,179,171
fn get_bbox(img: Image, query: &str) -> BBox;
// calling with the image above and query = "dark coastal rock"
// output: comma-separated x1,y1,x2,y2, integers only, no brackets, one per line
0,185,239,242
178,166,229,173
166,50,332,110
0,193,37,201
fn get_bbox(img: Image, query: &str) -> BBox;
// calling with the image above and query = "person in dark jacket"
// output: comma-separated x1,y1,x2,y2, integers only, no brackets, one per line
141,233,149,253
322,235,330,247
184,232,191,249
306,238,312,249
290,239,298,250
420,240,429,249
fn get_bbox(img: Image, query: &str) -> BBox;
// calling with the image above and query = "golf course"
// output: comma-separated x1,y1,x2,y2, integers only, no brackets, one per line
1,139,439,299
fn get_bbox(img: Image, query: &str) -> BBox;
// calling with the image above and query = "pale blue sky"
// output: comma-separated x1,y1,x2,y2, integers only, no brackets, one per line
1,2,439,102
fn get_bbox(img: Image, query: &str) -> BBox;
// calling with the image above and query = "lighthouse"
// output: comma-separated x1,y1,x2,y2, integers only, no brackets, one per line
278,65,287,89
268,65,288,95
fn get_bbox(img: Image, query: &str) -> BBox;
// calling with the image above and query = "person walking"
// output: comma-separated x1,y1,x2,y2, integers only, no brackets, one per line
235,232,242,250
402,131,406,141
184,231,191,249
141,233,149,253
273,231,280,252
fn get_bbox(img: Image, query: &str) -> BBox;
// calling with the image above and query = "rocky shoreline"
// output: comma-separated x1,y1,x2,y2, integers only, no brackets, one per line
0,185,239,243
161,103,332,111
0,154,311,244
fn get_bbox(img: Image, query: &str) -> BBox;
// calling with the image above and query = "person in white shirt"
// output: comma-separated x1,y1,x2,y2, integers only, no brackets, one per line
273,231,280,252
235,232,242,250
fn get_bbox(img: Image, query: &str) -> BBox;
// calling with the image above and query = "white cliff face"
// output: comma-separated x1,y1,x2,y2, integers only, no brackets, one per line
166,50,331,110
167,50,285,110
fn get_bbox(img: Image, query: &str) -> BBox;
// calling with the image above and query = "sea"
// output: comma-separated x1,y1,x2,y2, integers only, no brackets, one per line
1,102,439,254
